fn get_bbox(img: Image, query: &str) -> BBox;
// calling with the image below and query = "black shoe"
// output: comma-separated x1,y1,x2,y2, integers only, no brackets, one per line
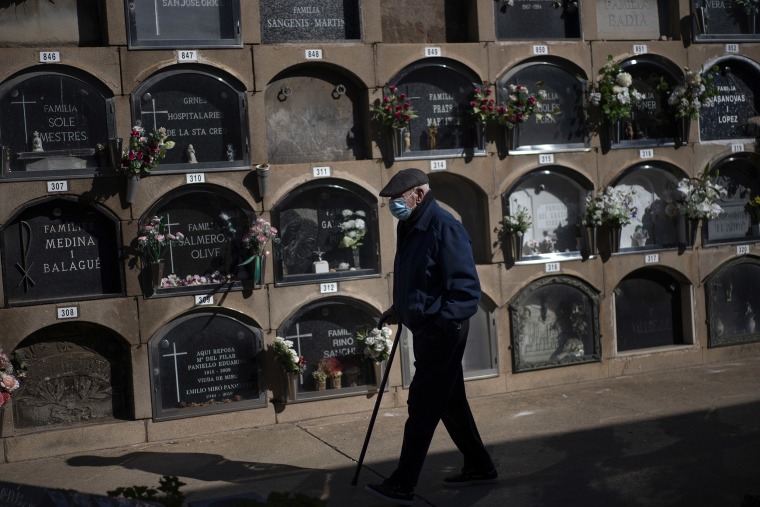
365,482,414,505
443,468,498,488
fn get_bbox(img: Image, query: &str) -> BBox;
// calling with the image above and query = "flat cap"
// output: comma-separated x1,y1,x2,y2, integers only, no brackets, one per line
379,168,429,197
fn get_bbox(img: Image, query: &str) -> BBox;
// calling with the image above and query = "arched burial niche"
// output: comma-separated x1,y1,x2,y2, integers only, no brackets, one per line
12,322,132,431
508,275,601,372
699,57,760,141
272,178,380,286
611,162,684,251
277,297,381,401
265,65,366,164
389,58,482,159
0,66,115,179
496,58,589,153
1,197,123,307
614,268,693,353
703,152,760,244
148,310,266,421
502,166,590,261
705,256,760,347
130,66,249,171
400,298,499,387
428,171,490,264
140,184,258,295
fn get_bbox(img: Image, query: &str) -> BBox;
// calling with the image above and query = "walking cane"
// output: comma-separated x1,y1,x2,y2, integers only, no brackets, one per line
350,321,402,486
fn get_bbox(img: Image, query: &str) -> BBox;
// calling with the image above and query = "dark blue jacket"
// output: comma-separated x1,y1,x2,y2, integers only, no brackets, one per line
392,196,481,336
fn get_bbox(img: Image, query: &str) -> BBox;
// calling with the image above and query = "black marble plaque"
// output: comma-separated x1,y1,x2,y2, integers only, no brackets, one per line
394,60,476,157
706,258,760,347
260,0,361,43
126,0,242,48
0,71,114,178
495,0,581,40
509,276,600,372
280,300,377,394
145,186,255,293
133,70,247,170
615,273,682,351
700,62,758,141
150,312,265,421
693,0,760,41
265,69,365,164
2,199,122,307
274,180,379,285
498,63,587,151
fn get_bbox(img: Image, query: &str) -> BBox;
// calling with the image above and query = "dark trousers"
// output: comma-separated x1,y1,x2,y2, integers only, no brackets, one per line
389,319,494,490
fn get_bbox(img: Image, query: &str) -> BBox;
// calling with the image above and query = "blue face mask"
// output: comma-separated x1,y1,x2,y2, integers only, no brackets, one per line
389,196,415,221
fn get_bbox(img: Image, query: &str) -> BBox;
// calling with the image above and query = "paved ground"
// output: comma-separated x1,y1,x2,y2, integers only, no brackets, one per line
1,357,759,506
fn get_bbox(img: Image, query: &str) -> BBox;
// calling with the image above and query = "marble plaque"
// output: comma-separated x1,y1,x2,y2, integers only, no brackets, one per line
495,0,581,40
596,0,663,40
260,0,361,43
700,62,758,141
615,274,681,351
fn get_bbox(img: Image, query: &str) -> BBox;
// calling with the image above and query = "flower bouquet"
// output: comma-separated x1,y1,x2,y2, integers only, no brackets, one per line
746,196,760,226
589,55,644,133
270,337,306,374
669,171,726,221
356,326,394,363
0,348,26,409
240,217,280,285
585,186,638,228
371,85,418,130
316,357,343,389
667,66,719,120
121,126,175,177
469,82,497,122
496,84,546,129
137,215,185,264
499,204,533,235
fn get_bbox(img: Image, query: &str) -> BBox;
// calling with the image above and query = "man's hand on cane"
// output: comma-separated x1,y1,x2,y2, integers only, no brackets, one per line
379,306,398,328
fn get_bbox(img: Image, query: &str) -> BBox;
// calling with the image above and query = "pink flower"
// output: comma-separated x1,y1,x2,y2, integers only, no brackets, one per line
257,234,267,243
0,374,19,393
388,85,397,93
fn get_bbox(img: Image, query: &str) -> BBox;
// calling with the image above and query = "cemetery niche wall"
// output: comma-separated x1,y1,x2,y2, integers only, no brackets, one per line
503,167,588,261
693,0,760,42
706,257,760,347
389,58,483,160
12,322,132,431
508,275,600,372
125,0,242,49
699,58,760,142
614,268,690,352
2,197,123,307
497,59,589,153
380,0,471,43
265,67,366,164
259,0,361,43
139,185,260,295
595,0,671,40
130,67,249,172
277,297,382,401
495,0,581,40
272,179,380,286
0,67,116,180
148,311,265,421
703,153,760,244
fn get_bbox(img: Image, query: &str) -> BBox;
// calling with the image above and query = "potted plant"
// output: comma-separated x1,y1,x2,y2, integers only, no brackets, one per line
746,196,760,236
0,347,26,432
589,55,644,146
496,203,532,262
338,209,366,269
371,85,418,160
269,337,306,401
667,66,719,144
668,170,726,247
356,325,394,386
584,187,638,254
317,357,343,389
239,217,280,287
136,215,185,289
120,125,175,204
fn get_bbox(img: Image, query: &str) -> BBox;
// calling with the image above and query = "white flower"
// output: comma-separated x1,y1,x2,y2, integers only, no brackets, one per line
616,72,633,88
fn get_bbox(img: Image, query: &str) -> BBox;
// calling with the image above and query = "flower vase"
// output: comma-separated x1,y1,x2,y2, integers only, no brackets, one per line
606,226,622,254
252,255,265,288
389,127,407,161
352,248,361,269
347,371,359,387
606,121,621,149
678,116,691,146
372,361,384,389
677,216,699,249
751,223,760,237
0,406,4,436
506,125,519,153
509,232,524,262
125,175,140,204
581,226,597,260
331,375,342,389
747,318,756,334
316,378,327,392
286,372,299,402
475,120,487,151
150,260,165,289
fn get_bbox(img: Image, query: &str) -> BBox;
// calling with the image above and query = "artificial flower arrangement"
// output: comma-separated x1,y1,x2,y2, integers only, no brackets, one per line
356,325,394,363
499,204,533,235
526,236,557,254
0,348,26,408
583,187,638,228
137,215,185,264
734,0,760,14
240,217,280,266
316,357,343,388
589,55,644,124
667,170,726,221
371,85,418,130
121,125,175,177
160,272,230,288
270,337,306,374
667,66,719,120
496,84,548,129
469,82,497,122
339,209,367,250
746,196,760,224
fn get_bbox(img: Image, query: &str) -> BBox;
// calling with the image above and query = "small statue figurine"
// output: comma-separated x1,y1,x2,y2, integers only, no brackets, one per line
32,131,43,152
428,126,438,150
625,122,634,140
186,144,197,163
312,248,329,273
404,131,411,152
226,143,235,161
